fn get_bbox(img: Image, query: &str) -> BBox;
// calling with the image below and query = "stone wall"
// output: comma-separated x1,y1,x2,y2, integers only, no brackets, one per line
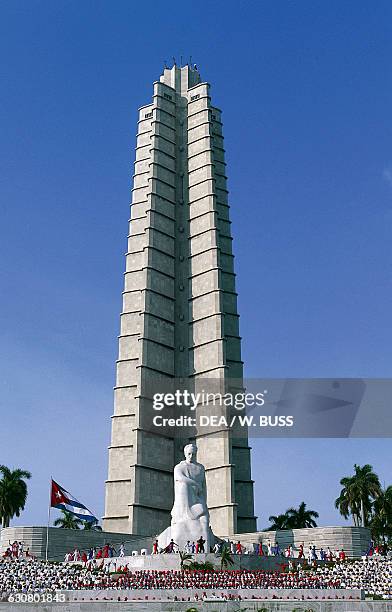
228,526,371,559
0,527,153,562
0,525,371,561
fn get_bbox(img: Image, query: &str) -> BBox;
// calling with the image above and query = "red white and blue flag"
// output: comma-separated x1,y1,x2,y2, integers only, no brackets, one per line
50,479,97,523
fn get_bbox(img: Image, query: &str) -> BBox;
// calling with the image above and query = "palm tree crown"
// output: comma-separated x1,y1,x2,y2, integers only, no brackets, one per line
267,513,290,530
83,521,102,531
265,503,319,531
335,464,381,527
53,510,83,530
285,502,319,529
0,466,32,528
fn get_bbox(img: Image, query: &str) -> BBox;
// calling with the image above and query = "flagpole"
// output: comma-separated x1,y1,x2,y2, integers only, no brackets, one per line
45,477,52,562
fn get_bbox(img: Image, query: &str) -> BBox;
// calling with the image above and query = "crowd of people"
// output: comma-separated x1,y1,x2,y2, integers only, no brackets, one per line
2,541,31,560
156,538,354,561
64,543,124,563
62,538,373,563
247,541,347,561
65,539,386,562
0,554,391,598
314,557,392,599
102,568,343,590
0,557,107,594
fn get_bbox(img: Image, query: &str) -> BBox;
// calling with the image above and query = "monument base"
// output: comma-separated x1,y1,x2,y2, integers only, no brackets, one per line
0,525,371,562
158,524,215,553
101,552,314,572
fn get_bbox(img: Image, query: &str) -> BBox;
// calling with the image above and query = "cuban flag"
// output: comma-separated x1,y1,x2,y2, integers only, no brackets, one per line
50,479,98,523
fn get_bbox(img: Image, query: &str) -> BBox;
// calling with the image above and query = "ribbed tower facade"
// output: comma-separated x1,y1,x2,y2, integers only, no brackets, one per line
103,64,257,538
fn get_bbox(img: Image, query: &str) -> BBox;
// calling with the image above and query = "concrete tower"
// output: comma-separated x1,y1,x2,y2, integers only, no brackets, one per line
103,64,257,538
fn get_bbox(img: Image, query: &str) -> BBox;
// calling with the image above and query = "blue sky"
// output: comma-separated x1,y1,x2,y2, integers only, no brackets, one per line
1,0,391,530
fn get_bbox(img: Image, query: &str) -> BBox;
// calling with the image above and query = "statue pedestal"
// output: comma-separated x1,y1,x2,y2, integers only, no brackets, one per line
158,520,213,552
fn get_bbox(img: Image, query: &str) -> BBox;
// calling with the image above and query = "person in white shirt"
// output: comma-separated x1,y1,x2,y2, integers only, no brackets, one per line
185,541,193,554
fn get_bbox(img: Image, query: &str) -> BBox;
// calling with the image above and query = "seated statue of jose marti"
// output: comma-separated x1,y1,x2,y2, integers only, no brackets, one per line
172,443,209,525
158,443,212,552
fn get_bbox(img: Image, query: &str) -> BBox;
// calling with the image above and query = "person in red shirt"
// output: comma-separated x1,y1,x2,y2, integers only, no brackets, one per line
10,541,18,558
339,548,346,561
96,548,102,559
236,541,242,554
81,551,87,564
165,539,176,553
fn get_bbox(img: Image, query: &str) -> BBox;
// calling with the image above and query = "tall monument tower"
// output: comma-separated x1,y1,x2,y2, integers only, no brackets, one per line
103,64,257,538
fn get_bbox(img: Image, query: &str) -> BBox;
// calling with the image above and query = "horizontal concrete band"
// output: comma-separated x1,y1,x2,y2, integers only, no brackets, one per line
54,587,364,602
1,600,389,612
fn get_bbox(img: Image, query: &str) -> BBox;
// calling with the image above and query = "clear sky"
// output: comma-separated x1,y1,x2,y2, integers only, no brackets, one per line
1,1,391,530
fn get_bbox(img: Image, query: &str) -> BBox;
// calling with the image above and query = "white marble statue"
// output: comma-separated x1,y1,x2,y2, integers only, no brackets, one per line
157,443,213,552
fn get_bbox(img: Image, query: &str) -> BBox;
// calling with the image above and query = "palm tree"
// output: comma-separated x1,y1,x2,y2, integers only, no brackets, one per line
53,510,83,529
371,486,392,544
187,560,215,571
179,550,192,570
83,521,102,531
336,464,381,527
285,502,319,529
266,513,290,530
353,464,382,527
0,466,31,528
218,546,234,570
335,476,360,525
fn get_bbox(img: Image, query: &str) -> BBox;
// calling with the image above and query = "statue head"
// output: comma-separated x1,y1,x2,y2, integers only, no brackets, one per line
183,443,197,463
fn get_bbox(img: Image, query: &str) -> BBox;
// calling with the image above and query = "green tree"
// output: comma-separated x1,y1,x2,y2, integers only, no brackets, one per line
0,466,32,528
218,546,234,570
335,464,381,527
53,510,83,529
187,560,214,571
370,486,392,544
285,502,319,529
266,513,290,530
335,476,359,525
179,550,193,570
83,521,102,531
